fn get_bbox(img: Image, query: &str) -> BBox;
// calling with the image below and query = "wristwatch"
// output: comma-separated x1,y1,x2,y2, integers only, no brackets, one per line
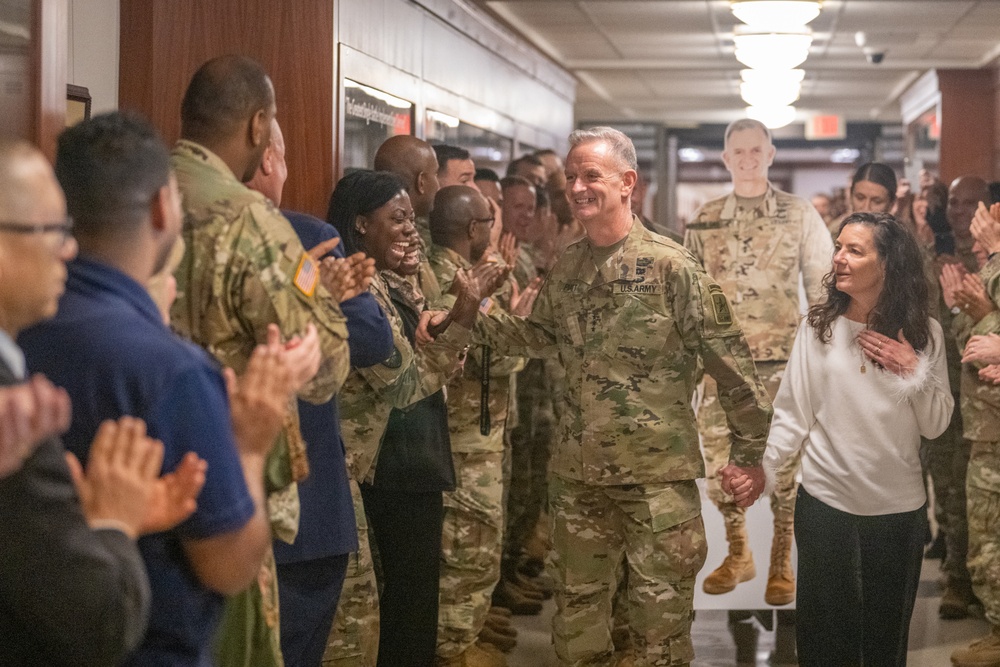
951,305,962,315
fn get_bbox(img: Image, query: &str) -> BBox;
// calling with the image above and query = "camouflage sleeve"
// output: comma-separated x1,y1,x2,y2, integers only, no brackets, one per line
983,253,1000,306
800,204,835,306
239,202,350,403
674,261,772,467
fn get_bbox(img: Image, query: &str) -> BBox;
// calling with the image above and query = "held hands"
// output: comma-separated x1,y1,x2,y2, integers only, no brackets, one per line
719,463,766,508
964,333,1000,365
0,375,71,479
225,339,293,459
857,329,918,376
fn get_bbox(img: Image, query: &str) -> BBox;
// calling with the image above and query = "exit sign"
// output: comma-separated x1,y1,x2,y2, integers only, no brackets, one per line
806,115,846,140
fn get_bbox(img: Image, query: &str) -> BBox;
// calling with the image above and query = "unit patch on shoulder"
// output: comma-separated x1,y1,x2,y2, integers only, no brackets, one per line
709,285,733,326
293,252,319,297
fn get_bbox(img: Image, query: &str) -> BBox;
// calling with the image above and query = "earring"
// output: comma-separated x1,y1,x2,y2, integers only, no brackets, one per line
356,226,366,235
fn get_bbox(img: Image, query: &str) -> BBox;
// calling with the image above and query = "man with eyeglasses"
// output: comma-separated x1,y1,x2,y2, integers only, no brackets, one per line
427,185,536,666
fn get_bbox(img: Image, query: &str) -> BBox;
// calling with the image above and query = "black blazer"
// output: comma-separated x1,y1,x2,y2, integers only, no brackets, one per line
0,359,151,666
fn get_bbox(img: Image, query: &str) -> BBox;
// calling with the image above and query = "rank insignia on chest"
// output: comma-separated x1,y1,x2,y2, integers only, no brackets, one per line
293,252,318,297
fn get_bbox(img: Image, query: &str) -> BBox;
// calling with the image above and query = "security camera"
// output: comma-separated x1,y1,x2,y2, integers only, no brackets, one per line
865,50,886,65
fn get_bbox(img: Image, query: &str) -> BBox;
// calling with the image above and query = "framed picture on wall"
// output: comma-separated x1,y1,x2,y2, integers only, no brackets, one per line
66,84,91,126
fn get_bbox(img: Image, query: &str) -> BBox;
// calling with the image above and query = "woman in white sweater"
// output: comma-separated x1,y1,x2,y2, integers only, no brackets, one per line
763,211,953,666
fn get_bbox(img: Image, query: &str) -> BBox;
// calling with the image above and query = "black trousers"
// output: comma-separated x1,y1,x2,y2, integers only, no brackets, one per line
794,486,926,667
361,484,444,667
276,553,350,667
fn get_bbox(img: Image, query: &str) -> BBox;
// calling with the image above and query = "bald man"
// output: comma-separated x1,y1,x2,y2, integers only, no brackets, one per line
929,175,990,621
429,186,524,666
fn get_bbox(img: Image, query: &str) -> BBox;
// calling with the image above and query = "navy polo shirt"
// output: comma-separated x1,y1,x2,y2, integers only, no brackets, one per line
272,211,393,563
20,256,255,667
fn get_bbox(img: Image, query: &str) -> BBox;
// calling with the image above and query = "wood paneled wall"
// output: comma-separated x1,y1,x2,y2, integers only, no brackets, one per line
119,0,334,217
937,69,995,185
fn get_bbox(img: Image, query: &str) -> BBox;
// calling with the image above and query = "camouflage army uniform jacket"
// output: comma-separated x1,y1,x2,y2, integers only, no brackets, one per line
475,217,772,486
170,140,350,494
429,244,526,454
954,257,1000,441
684,185,832,361
339,271,471,483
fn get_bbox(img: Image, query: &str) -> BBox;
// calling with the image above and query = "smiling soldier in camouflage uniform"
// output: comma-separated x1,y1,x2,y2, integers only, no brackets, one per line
469,127,772,666
684,118,832,606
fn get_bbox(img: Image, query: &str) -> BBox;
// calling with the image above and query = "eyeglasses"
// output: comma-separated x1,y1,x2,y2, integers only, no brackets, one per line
0,217,74,249
470,216,495,228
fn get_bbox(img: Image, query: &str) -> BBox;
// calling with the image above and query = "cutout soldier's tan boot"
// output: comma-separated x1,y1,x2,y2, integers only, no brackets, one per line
703,524,755,594
764,527,795,606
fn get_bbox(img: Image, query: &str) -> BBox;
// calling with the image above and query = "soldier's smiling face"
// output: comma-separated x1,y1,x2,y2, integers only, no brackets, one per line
565,140,633,225
722,127,774,188
357,190,419,274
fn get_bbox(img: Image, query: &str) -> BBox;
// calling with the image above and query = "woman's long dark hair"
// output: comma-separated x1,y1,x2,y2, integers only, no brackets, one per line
807,212,931,352
325,169,408,256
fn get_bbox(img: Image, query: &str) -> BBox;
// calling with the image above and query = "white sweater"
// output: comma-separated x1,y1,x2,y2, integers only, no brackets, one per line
763,316,953,516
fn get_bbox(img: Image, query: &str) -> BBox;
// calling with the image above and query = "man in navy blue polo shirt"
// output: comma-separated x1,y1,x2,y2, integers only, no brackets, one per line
19,111,294,666
248,118,393,667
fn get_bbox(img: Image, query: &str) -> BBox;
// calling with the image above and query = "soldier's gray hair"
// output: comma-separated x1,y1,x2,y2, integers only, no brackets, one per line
568,127,638,171
724,118,772,147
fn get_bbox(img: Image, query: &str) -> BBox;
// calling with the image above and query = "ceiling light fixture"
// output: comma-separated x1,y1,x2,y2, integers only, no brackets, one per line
746,105,797,129
731,1,822,31
740,80,801,108
734,31,812,70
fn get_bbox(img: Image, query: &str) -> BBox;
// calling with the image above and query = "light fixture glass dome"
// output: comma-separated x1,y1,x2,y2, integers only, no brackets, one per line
732,1,822,31
746,105,797,129
740,68,805,85
740,80,801,107
734,31,812,69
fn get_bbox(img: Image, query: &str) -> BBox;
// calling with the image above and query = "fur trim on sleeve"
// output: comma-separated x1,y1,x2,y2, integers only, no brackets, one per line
884,352,933,401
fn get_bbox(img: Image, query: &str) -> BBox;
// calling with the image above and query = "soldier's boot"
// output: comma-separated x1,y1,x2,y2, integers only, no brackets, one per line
491,579,543,616
703,522,755,595
478,625,518,653
514,572,553,600
483,609,518,638
487,605,512,619
764,526,795,606
951,624,1000,667
940,578,977,620
436,642,508,667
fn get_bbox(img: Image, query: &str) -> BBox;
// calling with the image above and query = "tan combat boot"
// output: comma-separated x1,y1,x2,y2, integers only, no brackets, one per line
951,625,1000,667
764,527,795,606
702,522,755,594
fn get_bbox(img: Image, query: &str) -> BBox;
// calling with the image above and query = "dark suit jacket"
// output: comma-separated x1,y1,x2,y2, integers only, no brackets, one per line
0,359,151,666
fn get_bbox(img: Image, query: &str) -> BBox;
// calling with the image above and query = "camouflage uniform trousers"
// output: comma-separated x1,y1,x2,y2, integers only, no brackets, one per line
214,548,283,667
323,479,379,667
925,408,972,589
505,358,556,567
438,450,506,658
966,440,1000,625
548,474,708,667
700,362,797,534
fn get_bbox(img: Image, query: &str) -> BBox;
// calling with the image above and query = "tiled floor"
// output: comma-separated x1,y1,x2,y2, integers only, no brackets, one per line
508,559,989,666
507,480,989,665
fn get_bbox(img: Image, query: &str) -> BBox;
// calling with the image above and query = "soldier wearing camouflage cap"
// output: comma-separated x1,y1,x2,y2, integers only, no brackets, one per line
684,118,832,606
458,126,772,666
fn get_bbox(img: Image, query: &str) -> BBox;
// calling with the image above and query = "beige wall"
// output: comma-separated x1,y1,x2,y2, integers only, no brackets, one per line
67,0,118,113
